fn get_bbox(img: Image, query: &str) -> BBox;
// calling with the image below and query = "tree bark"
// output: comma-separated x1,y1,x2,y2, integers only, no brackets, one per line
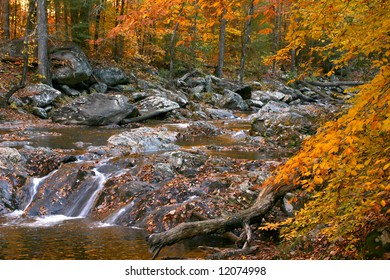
1,0,35,107
169,2,185,81
216,8,227,78
272,0,280,74
120,106,179,124
307,80,366,87
2,0,10,40
147,180,297,257
238,0,254,83
37,0,51,86
54,0,61,39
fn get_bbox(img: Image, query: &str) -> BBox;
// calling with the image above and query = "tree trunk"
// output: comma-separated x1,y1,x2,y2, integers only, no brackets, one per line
2,0,10,40
37,0,51,86
169,3,185,81
13,0,18,38
238,0,254,83
64,0,70,40
190,0,199,71
113,0,125,61
307,80,366,87
147,179,298,257
54,0,61,39
216,8,227,78
93,0,103,52
69,0,90,49
272,0,280,74
1,0,35,107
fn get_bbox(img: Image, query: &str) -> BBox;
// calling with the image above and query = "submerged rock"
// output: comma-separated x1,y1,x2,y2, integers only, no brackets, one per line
51,93,137,126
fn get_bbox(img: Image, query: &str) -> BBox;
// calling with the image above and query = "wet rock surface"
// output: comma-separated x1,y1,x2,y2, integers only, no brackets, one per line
107,127,179,154
51,93,137,125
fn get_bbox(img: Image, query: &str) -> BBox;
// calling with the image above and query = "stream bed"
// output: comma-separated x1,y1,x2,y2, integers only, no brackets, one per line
0,119,288,260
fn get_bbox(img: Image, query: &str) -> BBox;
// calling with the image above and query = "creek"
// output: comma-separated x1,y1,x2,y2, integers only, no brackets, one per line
0,118,287,259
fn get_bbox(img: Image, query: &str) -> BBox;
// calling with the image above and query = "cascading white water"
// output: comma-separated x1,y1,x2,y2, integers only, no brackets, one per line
77,168,107,218
104,201,135,225
24,170,58,211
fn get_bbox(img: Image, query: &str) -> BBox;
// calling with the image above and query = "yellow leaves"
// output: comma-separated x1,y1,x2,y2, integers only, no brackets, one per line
384,163,390,171
175,40,185,47
380,200,386,207
313,176,323,185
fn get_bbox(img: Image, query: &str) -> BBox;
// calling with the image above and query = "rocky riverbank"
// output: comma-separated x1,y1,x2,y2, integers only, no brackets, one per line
0,43,357,259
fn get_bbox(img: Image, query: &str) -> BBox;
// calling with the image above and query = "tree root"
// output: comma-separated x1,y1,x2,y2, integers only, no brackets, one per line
147,182,297,259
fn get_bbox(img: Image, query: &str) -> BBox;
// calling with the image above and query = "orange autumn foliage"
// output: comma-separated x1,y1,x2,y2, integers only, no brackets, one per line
261,0,390,257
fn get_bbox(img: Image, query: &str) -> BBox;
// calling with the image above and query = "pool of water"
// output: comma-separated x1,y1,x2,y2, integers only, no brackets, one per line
0,213,221,260
0,119,273,260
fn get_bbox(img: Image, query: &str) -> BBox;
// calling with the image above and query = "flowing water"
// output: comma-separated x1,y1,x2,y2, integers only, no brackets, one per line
0,119,277,260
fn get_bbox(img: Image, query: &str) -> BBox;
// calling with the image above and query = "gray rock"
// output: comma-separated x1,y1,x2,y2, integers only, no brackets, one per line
107,127,178,154
169,151,208,176
252,90,287,104
17,84,62,107
282,193,295,217
60,85,80,96
131,91,149,101
51,47,93,86
93,67,129,86
246,99,264,109
206,108,236,119
89,83,107,94
8,96,25,107
251,100,289,120
32,107,49,119
220,89,248,111
51,93,137,126
117,84,136,93
0,147,22,167
190,85,205,95
137,95,180,115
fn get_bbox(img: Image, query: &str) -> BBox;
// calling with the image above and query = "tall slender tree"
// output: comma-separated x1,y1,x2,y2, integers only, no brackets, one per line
216,7,227,78
238,0,254,83
37,0,51,85
2,0,10,40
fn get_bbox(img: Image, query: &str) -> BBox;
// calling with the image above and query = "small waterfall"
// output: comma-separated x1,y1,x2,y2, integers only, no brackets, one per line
24,170,58,211
76,168,107,218
104,201,135,225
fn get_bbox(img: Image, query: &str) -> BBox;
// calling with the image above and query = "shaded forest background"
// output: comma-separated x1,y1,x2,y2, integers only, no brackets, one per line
1,0,373,81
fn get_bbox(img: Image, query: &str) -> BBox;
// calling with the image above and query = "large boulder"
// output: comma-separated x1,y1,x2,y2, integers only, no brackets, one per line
136,95,180,115
220,89,248,111
51,46,93,86
132,88,188,107
16,84,61,107
51,93,137,126
93,67,129,87
107,127,178,154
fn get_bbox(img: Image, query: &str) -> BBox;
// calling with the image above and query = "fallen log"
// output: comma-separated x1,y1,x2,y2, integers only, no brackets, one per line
147,181,297,258
120,106,179,124
307,80,366,87
297,81,344,103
